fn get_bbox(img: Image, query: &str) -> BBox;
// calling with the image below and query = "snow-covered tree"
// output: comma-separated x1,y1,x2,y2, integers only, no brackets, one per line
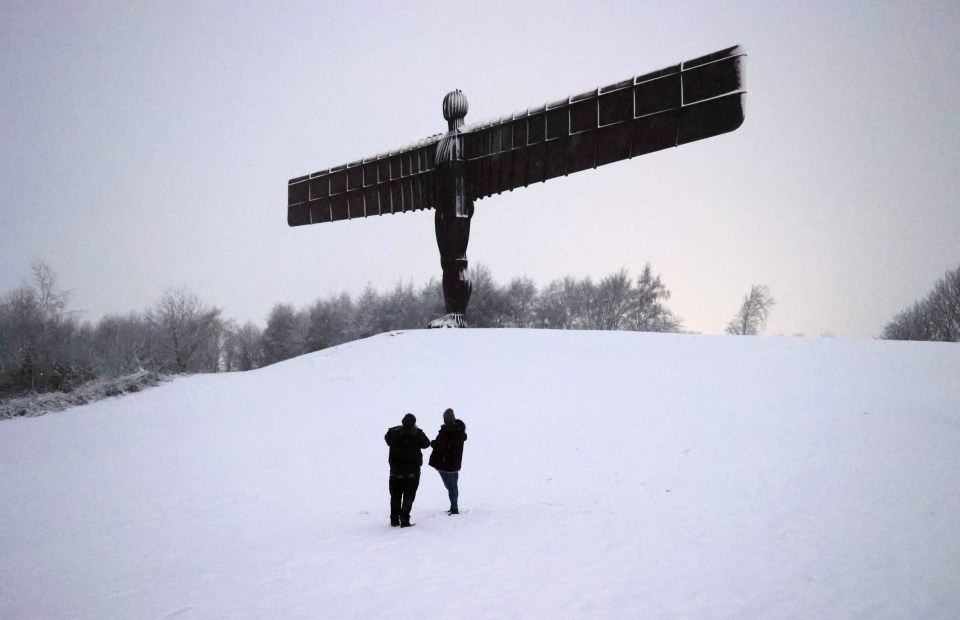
725,285,775,336
417,278,446,327
94,312,149,376
466,264,508,327
352,285,386,339
628,264,681,333
304,293,355,352
262,303,303,365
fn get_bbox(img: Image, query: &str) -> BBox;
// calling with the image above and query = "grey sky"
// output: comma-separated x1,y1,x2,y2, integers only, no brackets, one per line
2,0,958,338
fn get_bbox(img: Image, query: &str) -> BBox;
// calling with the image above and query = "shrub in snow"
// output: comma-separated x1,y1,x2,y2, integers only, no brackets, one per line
0,369,169,420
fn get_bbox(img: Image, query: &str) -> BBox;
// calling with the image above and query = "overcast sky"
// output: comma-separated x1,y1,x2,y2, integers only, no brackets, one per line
2,0,958,338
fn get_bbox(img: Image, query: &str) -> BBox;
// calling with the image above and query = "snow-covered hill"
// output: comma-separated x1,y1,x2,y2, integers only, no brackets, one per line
2,330,959,619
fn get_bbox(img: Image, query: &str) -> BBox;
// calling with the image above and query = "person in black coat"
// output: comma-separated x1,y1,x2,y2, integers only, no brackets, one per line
428,407,467,515
384,413,431,527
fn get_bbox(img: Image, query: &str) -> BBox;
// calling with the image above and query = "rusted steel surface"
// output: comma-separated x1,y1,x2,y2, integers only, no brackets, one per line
287,45,745,227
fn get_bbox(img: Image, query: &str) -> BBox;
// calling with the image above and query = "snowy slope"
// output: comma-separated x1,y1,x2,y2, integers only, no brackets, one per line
2,330,959,619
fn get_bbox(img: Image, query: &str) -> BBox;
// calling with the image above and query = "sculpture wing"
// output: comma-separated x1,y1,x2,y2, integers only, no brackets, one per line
462,45,746,201
287,45,745,226
287,135,442,227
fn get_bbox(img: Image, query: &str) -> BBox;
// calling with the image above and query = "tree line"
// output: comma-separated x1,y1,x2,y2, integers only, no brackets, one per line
5,257,955,399
881,265,960,342
0,260,783,399
0,262,681,396
0,263,229,396
257,263,682,367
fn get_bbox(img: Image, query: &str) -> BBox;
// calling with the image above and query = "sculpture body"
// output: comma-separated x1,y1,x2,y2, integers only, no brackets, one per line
431,90,473,327
287,46,747,327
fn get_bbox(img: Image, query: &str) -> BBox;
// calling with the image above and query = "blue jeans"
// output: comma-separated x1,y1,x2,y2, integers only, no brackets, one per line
438,471,459,509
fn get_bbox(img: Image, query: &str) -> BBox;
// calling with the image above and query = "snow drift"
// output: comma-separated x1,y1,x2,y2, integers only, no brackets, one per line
2,330,959,619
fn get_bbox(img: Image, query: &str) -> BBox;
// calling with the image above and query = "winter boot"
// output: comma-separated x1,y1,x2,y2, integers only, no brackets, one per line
447,507,459,515
391,516,400,527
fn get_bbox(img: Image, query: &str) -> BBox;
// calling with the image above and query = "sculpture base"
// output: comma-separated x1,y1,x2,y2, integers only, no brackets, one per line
427,313,467,329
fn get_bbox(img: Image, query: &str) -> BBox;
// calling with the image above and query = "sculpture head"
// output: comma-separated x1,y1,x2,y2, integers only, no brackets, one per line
442,90,468,131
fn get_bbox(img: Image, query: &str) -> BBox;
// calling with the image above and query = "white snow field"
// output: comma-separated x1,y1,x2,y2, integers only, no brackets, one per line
2,329,959,619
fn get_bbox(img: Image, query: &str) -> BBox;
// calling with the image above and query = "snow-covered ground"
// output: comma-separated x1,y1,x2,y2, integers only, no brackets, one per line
2,330,959,619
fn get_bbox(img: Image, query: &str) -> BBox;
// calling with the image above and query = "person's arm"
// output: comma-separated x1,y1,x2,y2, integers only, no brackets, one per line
385,429,393,445
418,429,431,449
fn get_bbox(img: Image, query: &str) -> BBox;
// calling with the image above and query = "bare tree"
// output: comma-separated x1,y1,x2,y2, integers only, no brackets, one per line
881,301,931,341
927,267,960,341
203,313,230,372
146,288,221,373
591,269,633,330
534,277,580,329
0,263,90,393
726,285,775,335
32,261,68,320
31,263,61,390
94,312,149,376
0,286,43,393
882,264,960,342
224,321,264,371
573,277,602,329
504,276,538,328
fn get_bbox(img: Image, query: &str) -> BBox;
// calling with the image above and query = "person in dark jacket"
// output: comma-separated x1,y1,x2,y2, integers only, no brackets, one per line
428,407,467,515
384,413,431,527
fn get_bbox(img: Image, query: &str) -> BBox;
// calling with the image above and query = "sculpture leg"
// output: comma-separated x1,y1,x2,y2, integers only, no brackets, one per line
430,209,472,328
